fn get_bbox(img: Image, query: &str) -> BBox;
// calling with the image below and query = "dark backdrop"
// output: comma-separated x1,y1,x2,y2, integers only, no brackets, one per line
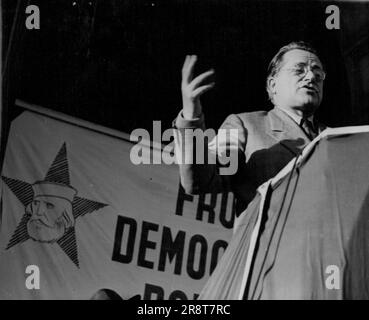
2,0,352,134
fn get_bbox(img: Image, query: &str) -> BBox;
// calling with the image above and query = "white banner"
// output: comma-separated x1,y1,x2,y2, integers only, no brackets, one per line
0,109,235,300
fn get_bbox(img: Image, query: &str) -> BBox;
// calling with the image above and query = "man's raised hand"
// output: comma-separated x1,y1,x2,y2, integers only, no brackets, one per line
181,55,215,120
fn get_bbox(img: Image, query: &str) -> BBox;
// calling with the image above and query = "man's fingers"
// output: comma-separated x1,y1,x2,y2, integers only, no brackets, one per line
191,83,215,99
182,55,197,84
182,55,191,72
189,69,215,90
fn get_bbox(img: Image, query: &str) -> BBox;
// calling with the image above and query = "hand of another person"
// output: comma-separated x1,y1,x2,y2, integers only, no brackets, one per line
181,55,215,120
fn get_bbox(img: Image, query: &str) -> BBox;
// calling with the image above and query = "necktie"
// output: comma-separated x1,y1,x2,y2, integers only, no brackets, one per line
300,118,317,140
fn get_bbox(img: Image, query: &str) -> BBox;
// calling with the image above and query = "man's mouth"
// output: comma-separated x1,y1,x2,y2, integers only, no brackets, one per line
29,219,53,228
301,85,318,93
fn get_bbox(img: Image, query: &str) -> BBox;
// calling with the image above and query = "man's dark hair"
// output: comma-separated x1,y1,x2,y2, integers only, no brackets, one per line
266,41,322,102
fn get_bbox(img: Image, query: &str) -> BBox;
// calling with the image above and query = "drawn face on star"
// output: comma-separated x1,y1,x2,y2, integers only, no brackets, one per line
26,196,74,243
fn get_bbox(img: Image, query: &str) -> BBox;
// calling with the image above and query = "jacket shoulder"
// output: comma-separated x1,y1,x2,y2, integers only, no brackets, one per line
235,110,269,120
232,110,270,129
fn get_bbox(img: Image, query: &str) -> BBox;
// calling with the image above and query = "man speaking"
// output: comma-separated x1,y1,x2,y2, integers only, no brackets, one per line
173,41,327,220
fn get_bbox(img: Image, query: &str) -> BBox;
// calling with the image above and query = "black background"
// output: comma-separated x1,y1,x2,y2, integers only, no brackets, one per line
2,0,352,133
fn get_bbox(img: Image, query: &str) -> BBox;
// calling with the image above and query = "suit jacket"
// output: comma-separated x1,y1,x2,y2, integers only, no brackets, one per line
174,107,326,216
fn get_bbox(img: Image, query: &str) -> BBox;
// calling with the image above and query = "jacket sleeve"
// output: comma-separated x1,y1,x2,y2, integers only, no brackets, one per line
173,111,247,194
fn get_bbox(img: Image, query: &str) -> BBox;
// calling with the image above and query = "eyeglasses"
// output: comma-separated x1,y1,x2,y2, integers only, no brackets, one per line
280,64,326,82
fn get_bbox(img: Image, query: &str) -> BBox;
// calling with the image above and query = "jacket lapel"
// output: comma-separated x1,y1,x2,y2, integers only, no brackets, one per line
267,108,311,156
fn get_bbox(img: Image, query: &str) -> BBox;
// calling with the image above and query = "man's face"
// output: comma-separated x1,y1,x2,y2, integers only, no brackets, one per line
27,196,68,243
271,49,325,115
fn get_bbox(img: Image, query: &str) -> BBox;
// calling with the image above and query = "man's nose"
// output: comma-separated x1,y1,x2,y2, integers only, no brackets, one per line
304,69,316,81
34,203,46,216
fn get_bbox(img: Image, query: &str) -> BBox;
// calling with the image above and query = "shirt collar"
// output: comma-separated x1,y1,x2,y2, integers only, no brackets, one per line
276,106,314,126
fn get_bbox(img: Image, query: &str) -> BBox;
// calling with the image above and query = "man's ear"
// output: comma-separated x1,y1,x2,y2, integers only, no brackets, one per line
268,77,277,95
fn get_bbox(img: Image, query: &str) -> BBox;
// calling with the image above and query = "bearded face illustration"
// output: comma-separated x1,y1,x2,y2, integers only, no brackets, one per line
26,182,76,243
2,143,108,267
26,197,74,243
